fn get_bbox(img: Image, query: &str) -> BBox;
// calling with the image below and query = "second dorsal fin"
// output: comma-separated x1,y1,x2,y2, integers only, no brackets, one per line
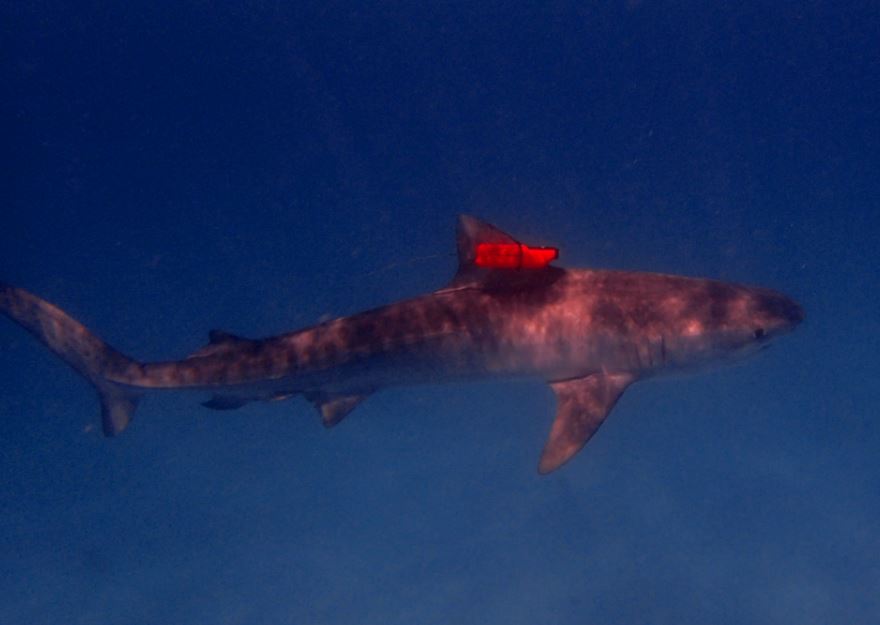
208,329,245,344
187,330,259,359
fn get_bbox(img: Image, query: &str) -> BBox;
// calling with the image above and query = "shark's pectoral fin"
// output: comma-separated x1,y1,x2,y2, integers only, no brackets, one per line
539,372,635,474
306,393,369,428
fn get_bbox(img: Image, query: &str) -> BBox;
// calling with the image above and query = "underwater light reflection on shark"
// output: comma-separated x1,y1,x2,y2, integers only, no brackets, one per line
0,216,803,473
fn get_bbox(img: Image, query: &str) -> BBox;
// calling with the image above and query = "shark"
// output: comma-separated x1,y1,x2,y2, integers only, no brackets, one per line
0,216,802,473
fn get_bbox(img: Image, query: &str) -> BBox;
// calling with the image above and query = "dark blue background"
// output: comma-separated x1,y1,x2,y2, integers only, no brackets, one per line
2,2,878,623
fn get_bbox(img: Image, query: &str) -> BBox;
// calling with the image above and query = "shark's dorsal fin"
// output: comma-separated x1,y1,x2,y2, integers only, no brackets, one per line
538,372,635,474
448,215,561,290
187,330,260,359
456,215,521,270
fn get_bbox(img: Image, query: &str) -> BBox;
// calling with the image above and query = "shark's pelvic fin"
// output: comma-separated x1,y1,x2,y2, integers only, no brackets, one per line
202,395,249,411
539,372,635,474
201,390,295,411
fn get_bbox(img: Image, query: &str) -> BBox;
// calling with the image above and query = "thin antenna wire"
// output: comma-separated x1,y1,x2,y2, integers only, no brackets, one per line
357,253,455,278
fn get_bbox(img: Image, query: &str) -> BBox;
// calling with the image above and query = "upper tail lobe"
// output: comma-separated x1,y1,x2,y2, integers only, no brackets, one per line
0,282,141,435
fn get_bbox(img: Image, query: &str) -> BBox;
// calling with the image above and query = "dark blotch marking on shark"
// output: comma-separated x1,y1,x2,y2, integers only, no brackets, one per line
592,299,629,334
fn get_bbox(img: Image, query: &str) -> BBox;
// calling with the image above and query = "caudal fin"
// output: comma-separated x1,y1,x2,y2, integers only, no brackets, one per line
0,282,142,435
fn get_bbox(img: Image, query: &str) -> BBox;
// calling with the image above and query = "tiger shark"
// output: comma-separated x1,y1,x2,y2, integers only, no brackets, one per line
0,216,802,473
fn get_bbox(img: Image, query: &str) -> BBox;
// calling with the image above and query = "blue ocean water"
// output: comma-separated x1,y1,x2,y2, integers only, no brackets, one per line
1,3,878,623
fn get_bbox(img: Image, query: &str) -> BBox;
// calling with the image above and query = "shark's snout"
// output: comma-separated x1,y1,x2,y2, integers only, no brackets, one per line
785,298,805,326
757,290,804,333
775,294,804,327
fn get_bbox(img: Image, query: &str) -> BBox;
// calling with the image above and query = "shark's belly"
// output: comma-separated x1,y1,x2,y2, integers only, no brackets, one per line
284,326,653,396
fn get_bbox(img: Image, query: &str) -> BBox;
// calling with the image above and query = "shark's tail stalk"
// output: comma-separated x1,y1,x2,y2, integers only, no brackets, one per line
0,282,142,435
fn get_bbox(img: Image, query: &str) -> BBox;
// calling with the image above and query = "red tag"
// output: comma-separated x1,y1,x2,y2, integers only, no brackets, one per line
474,243,558,269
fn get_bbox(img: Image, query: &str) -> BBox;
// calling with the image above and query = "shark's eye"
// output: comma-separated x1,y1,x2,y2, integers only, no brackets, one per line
753,328,766,339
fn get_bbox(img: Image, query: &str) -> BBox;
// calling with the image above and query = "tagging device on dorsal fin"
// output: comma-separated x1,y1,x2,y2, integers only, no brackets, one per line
447,215,561,290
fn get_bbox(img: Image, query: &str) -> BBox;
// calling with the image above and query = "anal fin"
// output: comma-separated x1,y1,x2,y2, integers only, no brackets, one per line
307,393,368,428
538,372,635,474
